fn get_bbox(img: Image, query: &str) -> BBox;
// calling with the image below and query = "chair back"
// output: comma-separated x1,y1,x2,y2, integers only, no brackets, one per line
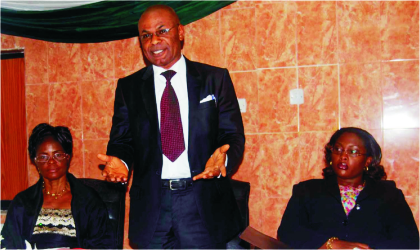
79,178,126,249
230,179,250,227
227,179,250,249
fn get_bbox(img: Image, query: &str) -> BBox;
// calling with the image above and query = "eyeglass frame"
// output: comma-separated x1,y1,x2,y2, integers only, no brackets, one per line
34,152,69,163
329,145,367,158
139,24,179,41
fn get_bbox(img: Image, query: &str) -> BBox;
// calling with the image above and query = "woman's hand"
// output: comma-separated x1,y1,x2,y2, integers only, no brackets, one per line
320,239,371,249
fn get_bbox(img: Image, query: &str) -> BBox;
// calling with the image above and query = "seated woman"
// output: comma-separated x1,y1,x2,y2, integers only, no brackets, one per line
278,127,419,249
1,123,114,249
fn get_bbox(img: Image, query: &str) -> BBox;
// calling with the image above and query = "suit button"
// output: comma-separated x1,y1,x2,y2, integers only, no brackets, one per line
342,219,348,226
156,171,161,175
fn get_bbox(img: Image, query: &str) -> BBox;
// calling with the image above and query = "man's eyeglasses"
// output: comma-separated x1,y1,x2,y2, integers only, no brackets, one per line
330,146,367,158
140,25,178,41
35,153,68,163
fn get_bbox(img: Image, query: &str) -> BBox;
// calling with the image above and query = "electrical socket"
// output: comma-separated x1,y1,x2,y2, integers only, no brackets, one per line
238,98,246,113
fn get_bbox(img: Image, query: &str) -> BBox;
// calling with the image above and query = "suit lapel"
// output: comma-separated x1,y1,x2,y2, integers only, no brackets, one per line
325,177,376,219
139,59,206,157
140,66,162,152
355,178,375,202
186,58,202,165
324,177,348,218
325,177,341,202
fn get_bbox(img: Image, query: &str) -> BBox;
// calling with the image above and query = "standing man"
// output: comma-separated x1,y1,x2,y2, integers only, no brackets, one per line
98,4,245,249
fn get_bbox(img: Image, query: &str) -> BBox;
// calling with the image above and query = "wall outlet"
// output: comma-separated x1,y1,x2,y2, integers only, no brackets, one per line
238,98,246,113
290,88,304,105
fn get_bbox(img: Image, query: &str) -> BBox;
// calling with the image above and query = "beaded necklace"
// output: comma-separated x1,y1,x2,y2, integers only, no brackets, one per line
43,181,69,200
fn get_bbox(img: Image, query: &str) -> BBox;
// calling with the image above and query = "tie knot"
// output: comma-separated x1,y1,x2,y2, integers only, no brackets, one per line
161,70,177,82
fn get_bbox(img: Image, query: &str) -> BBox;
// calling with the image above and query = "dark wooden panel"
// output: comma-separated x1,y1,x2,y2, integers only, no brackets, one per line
1,56,28,200
1,51,24,60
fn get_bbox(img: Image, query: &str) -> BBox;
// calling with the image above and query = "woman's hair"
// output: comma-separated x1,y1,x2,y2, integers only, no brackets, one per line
323,127,386,180
28,123,73,162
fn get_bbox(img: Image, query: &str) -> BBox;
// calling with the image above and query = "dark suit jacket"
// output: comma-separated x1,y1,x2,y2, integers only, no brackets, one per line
106,58,245,247
1,173,114,249
277,177,419,249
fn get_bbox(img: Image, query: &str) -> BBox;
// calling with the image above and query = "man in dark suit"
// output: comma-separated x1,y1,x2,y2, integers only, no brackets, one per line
97,5,245,249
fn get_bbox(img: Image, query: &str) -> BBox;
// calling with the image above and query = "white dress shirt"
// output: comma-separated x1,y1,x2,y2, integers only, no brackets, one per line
153,55,191,179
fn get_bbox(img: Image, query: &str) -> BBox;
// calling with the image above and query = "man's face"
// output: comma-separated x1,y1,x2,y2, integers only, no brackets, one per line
138,9,184,69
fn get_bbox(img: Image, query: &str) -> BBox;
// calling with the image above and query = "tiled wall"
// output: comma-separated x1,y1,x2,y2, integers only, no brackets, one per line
1,1,418,247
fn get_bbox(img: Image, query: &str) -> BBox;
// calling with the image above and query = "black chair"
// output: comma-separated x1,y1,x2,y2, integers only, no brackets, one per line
227,179,251,249
226,179,289,249
79,178,126,249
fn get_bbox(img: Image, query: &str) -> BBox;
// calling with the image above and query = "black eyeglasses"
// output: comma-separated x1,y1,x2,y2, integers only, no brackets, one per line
35,153,68,163
330,146,367,158
140,25,178,41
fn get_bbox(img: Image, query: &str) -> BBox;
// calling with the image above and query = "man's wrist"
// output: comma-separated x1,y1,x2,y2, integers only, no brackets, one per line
121,159,129,170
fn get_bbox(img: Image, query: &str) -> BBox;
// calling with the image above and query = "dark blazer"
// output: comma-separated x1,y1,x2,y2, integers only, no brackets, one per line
106,57,245,247
278,177,419,249
1,173,114,249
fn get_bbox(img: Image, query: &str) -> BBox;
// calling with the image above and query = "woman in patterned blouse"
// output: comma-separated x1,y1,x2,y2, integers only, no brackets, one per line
1,123,113,249
278,127,419,249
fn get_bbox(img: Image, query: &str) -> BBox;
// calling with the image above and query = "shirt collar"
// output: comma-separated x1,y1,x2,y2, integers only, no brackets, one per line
152,55,186,77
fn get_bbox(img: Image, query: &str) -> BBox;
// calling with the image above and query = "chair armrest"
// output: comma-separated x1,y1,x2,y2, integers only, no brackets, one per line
239,226,289,249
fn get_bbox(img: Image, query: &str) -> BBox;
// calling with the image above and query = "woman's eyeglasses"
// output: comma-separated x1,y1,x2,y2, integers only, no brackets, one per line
330,146,367,157
35,153,68,162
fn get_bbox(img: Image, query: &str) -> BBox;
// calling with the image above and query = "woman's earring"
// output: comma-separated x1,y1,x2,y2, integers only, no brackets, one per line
329,161,332,166
364,166,369,172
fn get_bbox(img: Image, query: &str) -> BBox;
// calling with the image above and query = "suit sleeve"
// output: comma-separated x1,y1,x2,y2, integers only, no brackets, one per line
216,69,245,175
0,197,26,249
277,183,331,249
106,80,135,168
370,188,419,249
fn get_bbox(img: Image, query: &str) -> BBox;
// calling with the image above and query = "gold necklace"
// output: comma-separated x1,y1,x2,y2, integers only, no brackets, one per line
43,181,69,200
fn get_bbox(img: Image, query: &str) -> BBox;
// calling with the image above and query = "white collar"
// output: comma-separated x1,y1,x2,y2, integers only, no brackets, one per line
152,55,186,76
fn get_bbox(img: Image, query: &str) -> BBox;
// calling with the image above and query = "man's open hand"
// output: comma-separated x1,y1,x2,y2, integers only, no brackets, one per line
193,144,229,181
97,154,128,183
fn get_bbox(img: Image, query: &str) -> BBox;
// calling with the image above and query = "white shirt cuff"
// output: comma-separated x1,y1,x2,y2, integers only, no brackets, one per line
121,159,129,170
217,154,228,178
